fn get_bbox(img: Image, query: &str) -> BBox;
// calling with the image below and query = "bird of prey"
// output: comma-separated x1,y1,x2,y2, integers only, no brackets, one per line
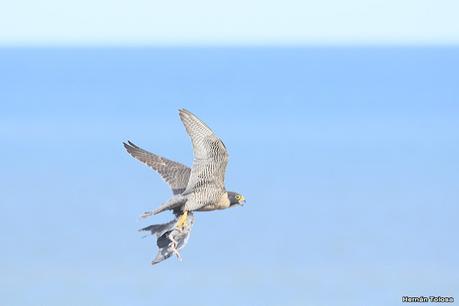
124,109,245,264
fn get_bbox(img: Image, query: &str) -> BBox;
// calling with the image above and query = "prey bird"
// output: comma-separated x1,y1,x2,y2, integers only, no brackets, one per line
139,212,195,265
124,109,245,264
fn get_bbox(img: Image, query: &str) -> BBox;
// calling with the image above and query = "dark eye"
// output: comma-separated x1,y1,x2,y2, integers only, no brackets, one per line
235,195,241,200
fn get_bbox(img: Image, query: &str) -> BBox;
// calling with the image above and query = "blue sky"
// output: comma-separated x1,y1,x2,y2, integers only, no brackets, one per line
1,0,459,45
1,1,459,305
1,47,458,306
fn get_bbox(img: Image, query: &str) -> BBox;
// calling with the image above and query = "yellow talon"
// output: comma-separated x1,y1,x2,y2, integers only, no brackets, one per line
176,211,188,230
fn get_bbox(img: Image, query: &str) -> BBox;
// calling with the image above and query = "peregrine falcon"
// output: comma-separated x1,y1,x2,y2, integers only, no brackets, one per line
124,109,245,264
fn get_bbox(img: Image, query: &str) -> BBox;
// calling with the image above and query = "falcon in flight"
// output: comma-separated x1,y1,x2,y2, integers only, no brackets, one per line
124,109,245,265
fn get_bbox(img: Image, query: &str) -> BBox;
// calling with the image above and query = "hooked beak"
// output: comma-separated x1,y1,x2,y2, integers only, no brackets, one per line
238,195,246,206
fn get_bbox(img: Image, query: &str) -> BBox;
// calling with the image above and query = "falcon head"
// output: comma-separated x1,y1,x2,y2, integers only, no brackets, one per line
228,191,246,207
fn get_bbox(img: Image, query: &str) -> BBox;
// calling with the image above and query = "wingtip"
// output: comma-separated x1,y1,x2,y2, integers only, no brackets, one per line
178,108,192,117
127,140,139,148
123,140,141,152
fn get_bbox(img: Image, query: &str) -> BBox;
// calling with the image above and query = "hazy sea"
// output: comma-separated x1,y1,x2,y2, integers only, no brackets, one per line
1,47,458,306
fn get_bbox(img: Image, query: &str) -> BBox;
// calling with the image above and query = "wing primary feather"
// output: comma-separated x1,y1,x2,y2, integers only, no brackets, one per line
177,109,229,210
123,141,191,195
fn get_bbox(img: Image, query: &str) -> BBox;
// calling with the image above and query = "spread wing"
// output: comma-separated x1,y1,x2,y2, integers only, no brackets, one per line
123,141,191,195
178,109,228,200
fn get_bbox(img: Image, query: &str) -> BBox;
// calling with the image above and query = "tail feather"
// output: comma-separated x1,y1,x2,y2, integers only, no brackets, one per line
139,219,176,237
153,194,187,215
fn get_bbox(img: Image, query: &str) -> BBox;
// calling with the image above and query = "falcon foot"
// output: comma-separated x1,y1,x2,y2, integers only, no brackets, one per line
175,211,188,230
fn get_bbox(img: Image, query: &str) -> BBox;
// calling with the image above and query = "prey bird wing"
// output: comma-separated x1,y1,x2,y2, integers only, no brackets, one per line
179,109,229,202
123,141,191,195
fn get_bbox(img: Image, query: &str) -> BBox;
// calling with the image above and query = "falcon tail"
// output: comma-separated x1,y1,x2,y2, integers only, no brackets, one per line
153,194,187,215
139,212,195,265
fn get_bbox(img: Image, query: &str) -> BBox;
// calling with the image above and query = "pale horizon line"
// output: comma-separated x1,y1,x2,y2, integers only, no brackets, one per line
1,41,459,48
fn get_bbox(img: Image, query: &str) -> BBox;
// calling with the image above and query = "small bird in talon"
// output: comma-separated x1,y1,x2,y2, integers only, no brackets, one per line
141,212,195,265
124,109,246,265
